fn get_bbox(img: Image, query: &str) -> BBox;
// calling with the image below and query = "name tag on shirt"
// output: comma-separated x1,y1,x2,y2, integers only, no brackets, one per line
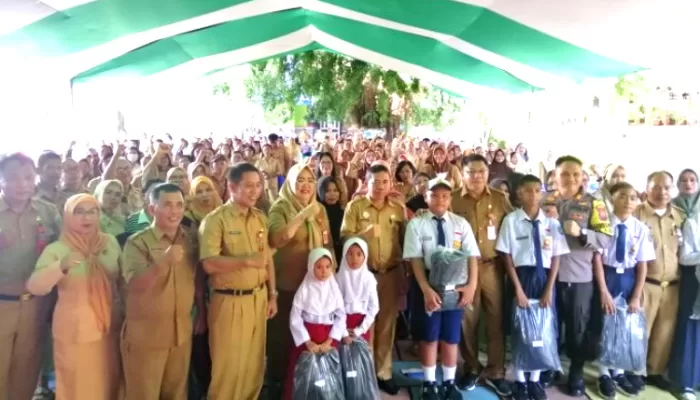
516,235,528,241
452,232,462,250
346,371,358,378
532,340,544,348
228,231,242,235
616,267,624,274
487,225,497,240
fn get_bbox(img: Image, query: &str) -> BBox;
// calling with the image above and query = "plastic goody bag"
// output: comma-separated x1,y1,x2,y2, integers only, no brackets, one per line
293,349,345,400
691,266,700,320
512,300,561,372
338,338,379,400
599,295,647,374
429,246,468,311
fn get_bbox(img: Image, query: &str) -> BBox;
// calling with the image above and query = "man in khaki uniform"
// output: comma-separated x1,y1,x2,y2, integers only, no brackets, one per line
121,183,196,400
451,154,513,396
341,163,405,395
634,171,684,390
0,153,61,400
200,163,277,400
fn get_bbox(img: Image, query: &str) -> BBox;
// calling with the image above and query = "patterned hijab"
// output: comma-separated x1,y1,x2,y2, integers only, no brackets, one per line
278,164,325,250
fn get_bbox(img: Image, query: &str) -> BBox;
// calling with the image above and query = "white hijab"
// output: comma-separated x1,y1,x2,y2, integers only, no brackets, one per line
292,247,344,316
336,238,377,313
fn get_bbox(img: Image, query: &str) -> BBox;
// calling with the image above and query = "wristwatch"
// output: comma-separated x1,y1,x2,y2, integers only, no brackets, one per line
580,228,588,237
269,290,279,298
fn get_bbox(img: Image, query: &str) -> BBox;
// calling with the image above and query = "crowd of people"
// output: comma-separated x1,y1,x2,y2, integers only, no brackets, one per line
1,130,699,400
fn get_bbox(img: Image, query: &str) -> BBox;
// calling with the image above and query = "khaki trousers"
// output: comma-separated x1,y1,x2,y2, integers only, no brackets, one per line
208,289,268,400
0,296,52,400
370,266,400,380
643,282,679,374
121,337,191,400
460,261,505,379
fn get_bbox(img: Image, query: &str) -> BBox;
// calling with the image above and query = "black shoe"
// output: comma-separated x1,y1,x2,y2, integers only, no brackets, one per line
456,372,478,391
421,381,440,400
484,377,512,397
645,374,672,391
378,378,400,395
513,382,529,400
613,374,639,396
567,374,585,397
441,380,462,400
539,370,554,388
597,376,617,399
625,373,645,391
528,381,548,400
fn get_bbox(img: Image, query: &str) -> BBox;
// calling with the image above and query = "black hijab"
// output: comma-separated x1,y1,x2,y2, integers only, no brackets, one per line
317,176,344,252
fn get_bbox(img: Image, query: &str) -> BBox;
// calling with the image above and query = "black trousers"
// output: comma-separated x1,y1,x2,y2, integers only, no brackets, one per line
556,281,594,373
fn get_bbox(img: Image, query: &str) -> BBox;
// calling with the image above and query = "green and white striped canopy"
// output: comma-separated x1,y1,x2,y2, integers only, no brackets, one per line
0,0,695,97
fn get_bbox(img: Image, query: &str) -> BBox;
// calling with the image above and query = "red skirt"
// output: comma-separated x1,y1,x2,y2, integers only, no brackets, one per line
283,322,338,400
346,313,372,342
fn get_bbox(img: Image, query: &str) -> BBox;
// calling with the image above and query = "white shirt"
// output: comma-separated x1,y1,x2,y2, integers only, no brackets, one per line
681,215,700,266
403,210,480,270
597,215,655,269
496,208,570,268
289,307,346,347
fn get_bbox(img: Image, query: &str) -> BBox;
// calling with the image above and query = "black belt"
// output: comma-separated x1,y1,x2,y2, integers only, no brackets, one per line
645,278,679,288
369,265,399,275
480,257,496,264
214,283,265,297
0,293,33,301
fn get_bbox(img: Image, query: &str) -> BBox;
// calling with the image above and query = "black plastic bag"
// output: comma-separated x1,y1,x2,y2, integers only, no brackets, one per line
599,296,647,374
512,300,561,371
429,247,468,311
292,349,345,400
338,338,379,400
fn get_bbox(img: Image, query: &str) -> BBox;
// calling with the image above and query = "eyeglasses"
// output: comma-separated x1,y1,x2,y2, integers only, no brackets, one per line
73,208,99,216
466,169,488,176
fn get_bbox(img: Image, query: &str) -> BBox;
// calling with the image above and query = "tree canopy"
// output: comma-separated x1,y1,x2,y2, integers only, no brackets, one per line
227,50,461,134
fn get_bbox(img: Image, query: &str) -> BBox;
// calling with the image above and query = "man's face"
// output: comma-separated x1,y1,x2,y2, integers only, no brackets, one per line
62,160,81,188
517,182,543,208
556,161,582,193
150,191,185,231
368,171,391,199
40,158,62,187
0,161,36,202
613,187,639,215
464,160,488,190
230,171,262,208
647,173,672,208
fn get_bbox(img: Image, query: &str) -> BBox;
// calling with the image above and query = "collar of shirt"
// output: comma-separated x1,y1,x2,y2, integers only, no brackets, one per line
515,208,545,223
226,200,253,217
641,201,678,220
460,185,491,199
151,224,185,242
0,195,42,213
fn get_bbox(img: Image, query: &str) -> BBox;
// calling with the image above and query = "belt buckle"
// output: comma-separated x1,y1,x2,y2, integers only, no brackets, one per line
19,293,32,301
660,281,669,288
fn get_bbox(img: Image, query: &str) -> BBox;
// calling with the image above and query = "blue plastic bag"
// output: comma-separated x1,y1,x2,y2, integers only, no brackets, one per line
599,296,647,374
512,300,561,371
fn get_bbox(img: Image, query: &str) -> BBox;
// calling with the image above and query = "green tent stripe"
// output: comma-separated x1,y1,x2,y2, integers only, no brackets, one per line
74,9,535,93
322,0,641,80
0,0,251,57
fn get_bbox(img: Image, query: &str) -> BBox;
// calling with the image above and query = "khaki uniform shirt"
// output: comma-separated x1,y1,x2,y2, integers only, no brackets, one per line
341,196,405,271
0,197,61,294
121,226,197,348
199,202,268,291
634,202,685,282
451,187,512,261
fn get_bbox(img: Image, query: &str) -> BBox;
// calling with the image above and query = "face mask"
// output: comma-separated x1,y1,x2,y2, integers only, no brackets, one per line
127,154,139,163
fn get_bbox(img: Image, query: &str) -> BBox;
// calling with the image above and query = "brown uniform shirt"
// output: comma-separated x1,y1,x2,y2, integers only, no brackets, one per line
634,202,685,282
450,187,513,261
199,202,268,290
341,196,405,271
0,197,61,294
121,226,196,348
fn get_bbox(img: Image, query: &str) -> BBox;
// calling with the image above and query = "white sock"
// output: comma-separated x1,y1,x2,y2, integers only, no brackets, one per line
613,369,624,377
442,365,457,381
423,365,436,382
599,365,610,377
530,370,541,382
516,371,527,382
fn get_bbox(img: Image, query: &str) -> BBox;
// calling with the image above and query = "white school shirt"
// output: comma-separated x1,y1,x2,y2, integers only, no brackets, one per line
681,214,700,266
403,210,480,270
496,208,570,268
597,215,655,269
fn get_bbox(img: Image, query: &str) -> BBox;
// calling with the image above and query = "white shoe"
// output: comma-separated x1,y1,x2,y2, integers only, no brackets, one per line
681,390,697,400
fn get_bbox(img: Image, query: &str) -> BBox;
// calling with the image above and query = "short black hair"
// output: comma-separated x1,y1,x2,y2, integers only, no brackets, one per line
37,151,61,170
462,154,488,168
0,153,36,174
555,155,582,168
227,162,260,184
609,182,636,196
143,178,165,195
149,183,184,204
518,174,542,188
413,172,430,183
366,163,390,181
268,133,279,142
647,170,674,184
394,160,416,182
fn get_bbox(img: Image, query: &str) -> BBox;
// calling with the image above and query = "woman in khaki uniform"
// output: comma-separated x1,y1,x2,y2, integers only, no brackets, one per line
184,176,222,228
27,194,122,400
94,180,125,237
256,144,283,204
266,164,335,383
420,144,462,190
